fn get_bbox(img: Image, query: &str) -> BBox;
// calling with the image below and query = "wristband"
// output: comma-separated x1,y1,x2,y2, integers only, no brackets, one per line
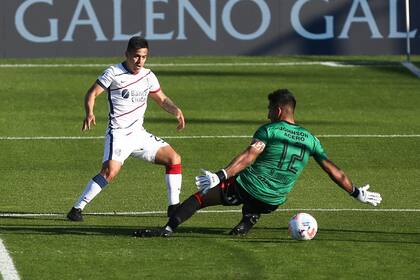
350,186,360,198
215,169,227,181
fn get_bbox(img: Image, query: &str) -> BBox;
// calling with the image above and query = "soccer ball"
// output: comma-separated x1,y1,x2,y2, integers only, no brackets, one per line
288,213,318,241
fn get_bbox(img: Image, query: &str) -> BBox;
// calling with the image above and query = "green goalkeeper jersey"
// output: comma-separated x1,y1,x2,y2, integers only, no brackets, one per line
237,121,328,205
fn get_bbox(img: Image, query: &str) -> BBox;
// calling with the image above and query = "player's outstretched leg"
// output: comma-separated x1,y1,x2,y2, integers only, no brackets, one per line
67,174,108,221
229,213,261,236
134,192,203,238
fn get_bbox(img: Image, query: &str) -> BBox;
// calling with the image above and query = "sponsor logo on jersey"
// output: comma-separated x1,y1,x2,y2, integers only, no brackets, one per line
121,89,130,99
130,89,148,103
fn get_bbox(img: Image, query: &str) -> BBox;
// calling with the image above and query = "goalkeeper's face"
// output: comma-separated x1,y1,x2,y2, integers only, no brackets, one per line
125,48,148,74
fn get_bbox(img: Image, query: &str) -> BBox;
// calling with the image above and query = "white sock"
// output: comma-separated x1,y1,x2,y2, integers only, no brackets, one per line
74,179,103,210
165,174,182,205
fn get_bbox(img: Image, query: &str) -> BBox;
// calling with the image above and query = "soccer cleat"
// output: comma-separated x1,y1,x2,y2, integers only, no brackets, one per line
133,228,172,238
229,213,260,236
167,203,180,217
67,207,83,222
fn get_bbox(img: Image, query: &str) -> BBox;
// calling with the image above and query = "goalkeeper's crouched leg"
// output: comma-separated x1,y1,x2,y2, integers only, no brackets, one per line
166,192,203,231
134,187,225,237
167,185,226,231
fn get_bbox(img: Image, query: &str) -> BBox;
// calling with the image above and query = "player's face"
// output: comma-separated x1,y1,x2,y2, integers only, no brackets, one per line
125,48,148,74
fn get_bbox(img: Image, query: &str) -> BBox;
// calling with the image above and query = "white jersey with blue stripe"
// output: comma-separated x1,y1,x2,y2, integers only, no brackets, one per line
97,63,160,130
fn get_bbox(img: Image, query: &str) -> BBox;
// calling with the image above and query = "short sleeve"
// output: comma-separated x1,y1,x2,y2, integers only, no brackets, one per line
148,71,161,93
97,67,115,89
253,125,269,144
312,136,328,161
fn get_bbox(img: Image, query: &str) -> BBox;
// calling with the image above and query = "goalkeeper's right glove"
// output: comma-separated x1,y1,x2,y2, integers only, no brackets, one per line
195,169,227,194
350,184,382,206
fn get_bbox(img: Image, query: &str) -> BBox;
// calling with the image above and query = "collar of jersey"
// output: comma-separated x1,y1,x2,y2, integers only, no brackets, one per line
122,61,135,74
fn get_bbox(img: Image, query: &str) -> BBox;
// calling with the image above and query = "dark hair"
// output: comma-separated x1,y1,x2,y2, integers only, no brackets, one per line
268,89,296,111
126,36,149,52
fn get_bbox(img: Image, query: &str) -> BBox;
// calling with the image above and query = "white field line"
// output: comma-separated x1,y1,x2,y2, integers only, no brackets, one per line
0,239,20,280
0,134,420,141
0,208,419,218
0,61,400,68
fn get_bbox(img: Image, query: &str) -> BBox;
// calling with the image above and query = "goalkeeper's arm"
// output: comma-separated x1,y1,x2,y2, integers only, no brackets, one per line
195,139,265,194
316,158,353,193
316,158,382,206
223,140,264,179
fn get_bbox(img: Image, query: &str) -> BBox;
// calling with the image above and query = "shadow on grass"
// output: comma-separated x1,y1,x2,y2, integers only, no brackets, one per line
0,213,228,237
0,225,228,237
1,223,419,245
2,213,418,243
239,227,420,245
0,225,135,236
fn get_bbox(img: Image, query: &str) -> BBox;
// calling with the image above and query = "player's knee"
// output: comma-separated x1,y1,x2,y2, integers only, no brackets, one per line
170,153,181,165
100,166,120,182
165,152,182,175
155,146,181,166
104,171,117,182
164,151,181,165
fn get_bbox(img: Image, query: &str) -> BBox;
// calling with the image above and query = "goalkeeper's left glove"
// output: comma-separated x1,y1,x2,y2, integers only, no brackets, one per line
350,184,382,206
195,169,227,194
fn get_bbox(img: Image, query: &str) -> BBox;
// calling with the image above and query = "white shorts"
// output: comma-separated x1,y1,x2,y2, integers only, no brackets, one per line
103,128,169,164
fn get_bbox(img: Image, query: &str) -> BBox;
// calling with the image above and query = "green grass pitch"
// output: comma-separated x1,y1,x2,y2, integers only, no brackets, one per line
0,56,419,279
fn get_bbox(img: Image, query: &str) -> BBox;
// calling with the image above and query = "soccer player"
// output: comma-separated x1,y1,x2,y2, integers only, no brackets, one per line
67,37,185,221
134,88,382,237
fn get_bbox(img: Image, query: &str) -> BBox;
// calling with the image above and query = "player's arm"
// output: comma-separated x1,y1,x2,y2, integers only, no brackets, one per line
316,158,353,193
316,158,382,206
195,139,266,194
223,139,266,178
149,89,185,131
82,82,104,131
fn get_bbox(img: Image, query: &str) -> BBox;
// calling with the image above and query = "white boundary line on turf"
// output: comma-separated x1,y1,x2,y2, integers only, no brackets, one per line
0,208,419,217
0,61,400,68
0,134,420,140
0,239,20,280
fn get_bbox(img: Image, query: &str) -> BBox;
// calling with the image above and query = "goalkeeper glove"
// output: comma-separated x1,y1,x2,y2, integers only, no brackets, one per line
350,184,382,206
195,169,227,194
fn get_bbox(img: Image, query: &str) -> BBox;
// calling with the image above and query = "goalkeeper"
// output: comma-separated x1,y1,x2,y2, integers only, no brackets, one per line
134,88,382,237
